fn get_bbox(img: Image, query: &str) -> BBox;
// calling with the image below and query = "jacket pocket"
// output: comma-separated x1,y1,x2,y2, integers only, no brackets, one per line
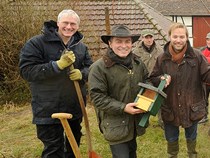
102,115,129,142
190,100,206,121
161,106,174,122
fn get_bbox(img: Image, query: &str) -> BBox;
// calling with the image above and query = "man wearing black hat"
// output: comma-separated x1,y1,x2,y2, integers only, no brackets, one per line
88,25,149,158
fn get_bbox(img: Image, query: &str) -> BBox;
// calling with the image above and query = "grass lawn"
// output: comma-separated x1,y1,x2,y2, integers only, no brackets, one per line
0,103,209,158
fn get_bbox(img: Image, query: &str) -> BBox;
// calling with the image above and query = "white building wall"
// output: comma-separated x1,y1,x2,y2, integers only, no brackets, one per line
166,16,193,46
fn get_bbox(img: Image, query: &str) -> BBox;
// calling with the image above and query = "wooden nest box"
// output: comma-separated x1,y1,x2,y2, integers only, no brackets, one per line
134,75,168,127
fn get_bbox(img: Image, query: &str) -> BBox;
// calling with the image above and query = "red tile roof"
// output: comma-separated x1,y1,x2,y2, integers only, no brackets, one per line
8,0,173,61
141,0,210,16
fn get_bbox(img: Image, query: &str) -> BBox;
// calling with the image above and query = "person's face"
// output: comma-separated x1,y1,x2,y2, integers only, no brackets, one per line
57,14,79,39
206,38,210,48
108,37,132,58
142,35,154,48
170,28,188,53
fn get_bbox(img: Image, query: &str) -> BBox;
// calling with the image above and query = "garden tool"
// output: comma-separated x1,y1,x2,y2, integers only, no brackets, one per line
70,64,101,158
51,113,82,158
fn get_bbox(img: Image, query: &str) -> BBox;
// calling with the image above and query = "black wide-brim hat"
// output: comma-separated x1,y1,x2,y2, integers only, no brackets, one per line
101,25,141,45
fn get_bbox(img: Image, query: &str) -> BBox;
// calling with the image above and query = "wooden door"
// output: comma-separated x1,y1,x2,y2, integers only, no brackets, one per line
193,17,210,48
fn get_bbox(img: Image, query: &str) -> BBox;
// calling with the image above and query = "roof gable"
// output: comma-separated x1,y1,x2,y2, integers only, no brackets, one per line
140,0,210,16
6,0,173,61
73,0,172,60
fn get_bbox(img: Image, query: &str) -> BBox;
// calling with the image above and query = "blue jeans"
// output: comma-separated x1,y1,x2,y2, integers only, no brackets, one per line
110,138,137,158
164,122,198,142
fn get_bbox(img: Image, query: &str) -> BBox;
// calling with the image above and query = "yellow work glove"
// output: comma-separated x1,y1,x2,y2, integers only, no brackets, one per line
56,51,75,70
69,69,82,81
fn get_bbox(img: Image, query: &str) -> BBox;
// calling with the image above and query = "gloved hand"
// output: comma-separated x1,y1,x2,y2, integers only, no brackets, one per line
69,69,82,81
56,51,75,70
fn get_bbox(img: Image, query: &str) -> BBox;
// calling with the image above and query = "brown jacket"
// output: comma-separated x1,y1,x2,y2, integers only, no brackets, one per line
149,41,210,128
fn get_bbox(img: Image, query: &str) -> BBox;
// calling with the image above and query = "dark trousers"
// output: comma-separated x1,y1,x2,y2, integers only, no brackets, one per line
36,118,82,158
110,138,137,158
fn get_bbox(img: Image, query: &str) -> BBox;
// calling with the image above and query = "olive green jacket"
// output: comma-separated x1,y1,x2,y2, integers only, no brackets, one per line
133,41,163,75
88,51,149,145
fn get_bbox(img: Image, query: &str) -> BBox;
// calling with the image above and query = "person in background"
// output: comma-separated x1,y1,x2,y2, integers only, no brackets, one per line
149,22,210,158
88,25,149,158
198,32,210,124
19,9,93,158
133,29,164,129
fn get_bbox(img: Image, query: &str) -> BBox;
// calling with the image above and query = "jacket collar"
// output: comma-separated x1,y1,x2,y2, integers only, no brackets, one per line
102,48,141,68
42,20,83,46
162,41,196,61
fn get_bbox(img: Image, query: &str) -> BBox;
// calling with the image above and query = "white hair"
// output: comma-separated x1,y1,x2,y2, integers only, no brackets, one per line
57,9,80,25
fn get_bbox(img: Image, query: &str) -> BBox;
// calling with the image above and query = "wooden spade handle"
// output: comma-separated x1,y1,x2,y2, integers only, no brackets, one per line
51,113,82,158
51,113,72,119
69,61,102,158
70,65,93,153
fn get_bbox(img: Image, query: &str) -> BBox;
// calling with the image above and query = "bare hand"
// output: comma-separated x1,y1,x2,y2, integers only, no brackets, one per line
124,103,146,115
161,75,171,88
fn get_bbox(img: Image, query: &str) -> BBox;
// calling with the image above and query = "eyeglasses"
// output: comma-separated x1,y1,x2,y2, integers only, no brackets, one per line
61,21,77,27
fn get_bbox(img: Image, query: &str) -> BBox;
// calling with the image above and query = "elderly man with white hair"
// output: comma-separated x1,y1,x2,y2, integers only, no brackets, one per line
19,9,93,157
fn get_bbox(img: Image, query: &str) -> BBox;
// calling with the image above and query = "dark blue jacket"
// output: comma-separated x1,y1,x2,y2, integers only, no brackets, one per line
19,20,93,124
